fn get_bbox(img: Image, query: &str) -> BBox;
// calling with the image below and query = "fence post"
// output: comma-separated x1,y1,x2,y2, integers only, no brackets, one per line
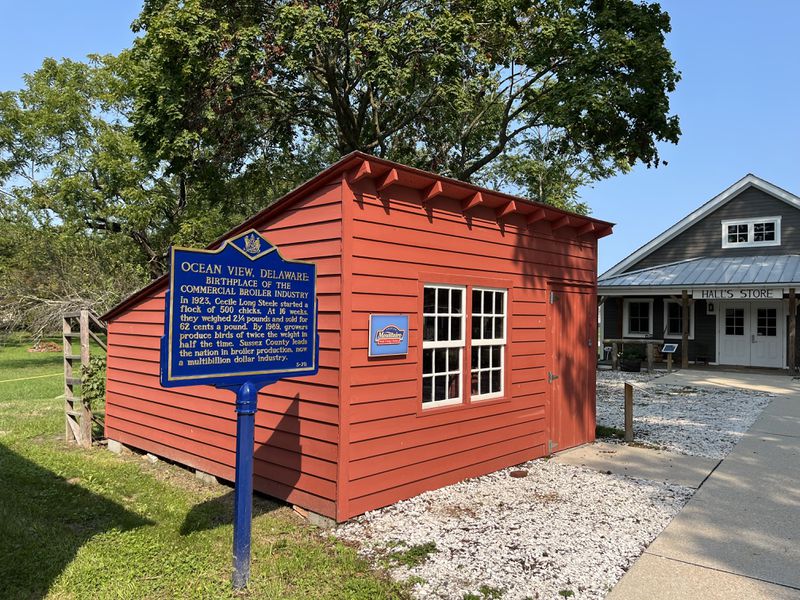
612,342,619,371
79,310,92,448
624,383,634,442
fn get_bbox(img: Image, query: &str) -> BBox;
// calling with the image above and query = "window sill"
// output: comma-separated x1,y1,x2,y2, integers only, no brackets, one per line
417,394,511,417
721,240,780,249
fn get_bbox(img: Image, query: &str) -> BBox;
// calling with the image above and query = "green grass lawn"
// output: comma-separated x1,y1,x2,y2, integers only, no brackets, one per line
0,337,407,600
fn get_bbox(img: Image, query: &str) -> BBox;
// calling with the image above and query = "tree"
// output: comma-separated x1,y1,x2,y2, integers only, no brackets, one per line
0,217,148,337
131,0,680,211
0,54,324,286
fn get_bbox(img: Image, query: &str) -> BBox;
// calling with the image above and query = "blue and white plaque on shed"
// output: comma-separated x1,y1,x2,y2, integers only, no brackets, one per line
160,229,318,388
368,314,409,357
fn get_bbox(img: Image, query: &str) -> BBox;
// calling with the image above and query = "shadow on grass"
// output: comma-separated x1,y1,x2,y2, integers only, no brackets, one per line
179,490,282,535
0,443,153,599
180,395,301,535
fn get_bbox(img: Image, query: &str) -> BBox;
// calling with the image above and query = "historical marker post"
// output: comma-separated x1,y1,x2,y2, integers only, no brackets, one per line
159,229,318,589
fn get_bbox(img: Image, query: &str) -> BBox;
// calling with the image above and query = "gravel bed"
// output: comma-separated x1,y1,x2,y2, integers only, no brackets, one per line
335,460,692,600
596,370,773,459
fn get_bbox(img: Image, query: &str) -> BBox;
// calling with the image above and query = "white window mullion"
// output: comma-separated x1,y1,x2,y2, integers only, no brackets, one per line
471,287,507,401
422,284,465,408
721,216,781,248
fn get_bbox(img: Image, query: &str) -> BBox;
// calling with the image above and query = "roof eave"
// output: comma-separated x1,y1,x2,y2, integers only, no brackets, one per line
103,151,613,322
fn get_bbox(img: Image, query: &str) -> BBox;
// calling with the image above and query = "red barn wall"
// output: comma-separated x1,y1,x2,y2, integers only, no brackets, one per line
339,181,598,520
105,182,345,518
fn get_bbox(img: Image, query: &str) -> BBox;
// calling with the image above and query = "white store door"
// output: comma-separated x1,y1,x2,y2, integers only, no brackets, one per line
719,303,751,366
751,304,783,368
718,302,784,368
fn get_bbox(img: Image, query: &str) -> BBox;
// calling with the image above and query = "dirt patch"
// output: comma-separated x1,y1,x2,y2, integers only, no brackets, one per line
28,341,62,353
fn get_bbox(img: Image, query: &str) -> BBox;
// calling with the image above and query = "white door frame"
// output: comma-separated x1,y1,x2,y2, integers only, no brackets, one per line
716,300,786,368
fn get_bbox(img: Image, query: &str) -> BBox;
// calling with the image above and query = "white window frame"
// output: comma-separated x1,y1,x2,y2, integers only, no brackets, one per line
422,284,466,408
623,298,654,338
663,300,695,340
721,216,781,249
470,287,507,402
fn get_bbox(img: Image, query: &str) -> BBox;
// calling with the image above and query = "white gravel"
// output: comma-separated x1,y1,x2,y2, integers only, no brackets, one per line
596,370,773,459
335,460,692,600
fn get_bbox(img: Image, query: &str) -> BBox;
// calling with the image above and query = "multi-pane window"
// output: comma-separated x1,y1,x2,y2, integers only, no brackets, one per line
757,308,777,337
753,222,776,242
422,285,464,407
722,218,780,248
626,301,651,335
470,288,506,400
664,301,694,339
725,308,744,336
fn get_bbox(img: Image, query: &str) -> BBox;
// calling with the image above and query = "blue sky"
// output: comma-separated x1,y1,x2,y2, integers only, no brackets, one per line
585,1,800,273
2,1,798,274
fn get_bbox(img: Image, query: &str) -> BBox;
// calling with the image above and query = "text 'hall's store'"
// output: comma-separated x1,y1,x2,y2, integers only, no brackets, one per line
102,152,612,522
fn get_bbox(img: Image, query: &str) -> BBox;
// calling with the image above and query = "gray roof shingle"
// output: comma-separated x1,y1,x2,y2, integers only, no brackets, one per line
598,255,800,288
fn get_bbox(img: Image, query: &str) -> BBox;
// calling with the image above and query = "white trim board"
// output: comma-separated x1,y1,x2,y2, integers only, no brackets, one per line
601,174,800,279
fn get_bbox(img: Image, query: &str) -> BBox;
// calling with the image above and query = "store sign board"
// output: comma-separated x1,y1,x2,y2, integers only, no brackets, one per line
697,288,783,300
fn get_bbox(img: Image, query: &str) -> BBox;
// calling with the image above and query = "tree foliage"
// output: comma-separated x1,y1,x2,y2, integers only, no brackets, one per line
131,0,681,210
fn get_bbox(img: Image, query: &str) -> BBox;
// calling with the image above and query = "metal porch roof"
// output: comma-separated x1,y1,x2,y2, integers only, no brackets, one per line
598,255,800,288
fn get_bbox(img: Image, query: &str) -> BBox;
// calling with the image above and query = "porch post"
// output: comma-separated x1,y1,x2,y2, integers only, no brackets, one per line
682,290,689,369
790,288,797,374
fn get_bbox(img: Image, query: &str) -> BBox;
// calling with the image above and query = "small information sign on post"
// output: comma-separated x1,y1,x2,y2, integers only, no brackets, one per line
160,229,318,589
661,343,678,373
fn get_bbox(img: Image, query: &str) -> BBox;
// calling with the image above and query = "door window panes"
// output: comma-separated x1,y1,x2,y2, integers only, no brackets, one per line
725,308,745,336
757,308,777,336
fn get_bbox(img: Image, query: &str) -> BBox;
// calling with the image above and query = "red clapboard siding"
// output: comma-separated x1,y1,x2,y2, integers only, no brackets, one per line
349,419,545,481
104,155,604,522
104,181,345,519
341,183,597,518
349,400,547,450
353,192,594,257
106,370,340,409
345,444,546,520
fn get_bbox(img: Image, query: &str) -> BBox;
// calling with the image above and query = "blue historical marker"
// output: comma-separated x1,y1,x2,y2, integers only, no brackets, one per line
368,314,409,357
160,229,318,589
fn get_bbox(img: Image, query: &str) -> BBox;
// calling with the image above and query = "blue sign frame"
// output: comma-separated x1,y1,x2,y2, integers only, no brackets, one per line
368,314,409,357
160,229,319,389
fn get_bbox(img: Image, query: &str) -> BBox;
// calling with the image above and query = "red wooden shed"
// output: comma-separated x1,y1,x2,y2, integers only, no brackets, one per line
102,152,613,523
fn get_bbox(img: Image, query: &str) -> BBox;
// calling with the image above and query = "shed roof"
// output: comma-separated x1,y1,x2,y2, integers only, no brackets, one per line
598,255,800,290
103,151,613,322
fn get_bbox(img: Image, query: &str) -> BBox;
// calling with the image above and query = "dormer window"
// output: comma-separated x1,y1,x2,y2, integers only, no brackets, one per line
721,217,781,248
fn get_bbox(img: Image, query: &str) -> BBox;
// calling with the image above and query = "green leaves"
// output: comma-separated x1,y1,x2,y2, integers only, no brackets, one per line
130,0,681,205
81,356,107,412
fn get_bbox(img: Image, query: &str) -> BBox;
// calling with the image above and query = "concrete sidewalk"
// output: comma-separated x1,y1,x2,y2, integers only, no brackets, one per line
608,371,800,600
554,442,718,489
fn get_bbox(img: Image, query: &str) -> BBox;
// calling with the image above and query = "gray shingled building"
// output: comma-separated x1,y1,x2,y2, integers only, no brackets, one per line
599,174,800,370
